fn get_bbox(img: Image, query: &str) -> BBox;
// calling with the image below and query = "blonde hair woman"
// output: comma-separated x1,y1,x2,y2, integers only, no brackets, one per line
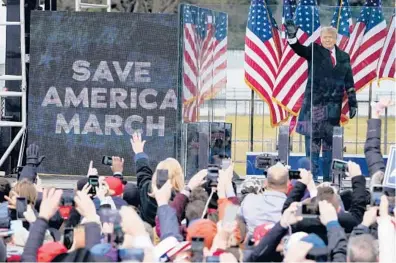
152,158,185,193
130,132,186,226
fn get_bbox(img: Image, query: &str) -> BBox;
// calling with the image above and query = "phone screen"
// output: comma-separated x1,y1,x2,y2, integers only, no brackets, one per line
16,197,27,220
102,156,113,166
302,204,319,218
63,227,74,249
156,169,168,189
332,160,348,172
289,170,301,180
207,165,219,186
88,175,99,195
371,186,383,206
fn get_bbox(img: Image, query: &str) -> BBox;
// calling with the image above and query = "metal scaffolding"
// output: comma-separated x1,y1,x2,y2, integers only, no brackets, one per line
75,0,111,12
0,0,27,169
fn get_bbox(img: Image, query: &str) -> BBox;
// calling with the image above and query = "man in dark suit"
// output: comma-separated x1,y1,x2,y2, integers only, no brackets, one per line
285,20,358,181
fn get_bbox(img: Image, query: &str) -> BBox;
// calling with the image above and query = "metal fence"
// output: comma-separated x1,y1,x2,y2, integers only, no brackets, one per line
201,97,395,172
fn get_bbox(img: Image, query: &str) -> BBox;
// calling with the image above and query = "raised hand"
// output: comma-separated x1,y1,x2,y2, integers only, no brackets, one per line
187,169,207,191
130,132,146,154
87,160,98,177
318,200,338,226
280,202,303,228
39,188,63,221
25,143,45,167
346,161,362,178
298,169,312,186
111,156,124,174
74,190,97,221
151,181,172,206
285,20,298,38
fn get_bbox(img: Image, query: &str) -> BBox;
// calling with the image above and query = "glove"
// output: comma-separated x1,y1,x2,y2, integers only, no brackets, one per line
25,143,45,167
285,20,298,38
349,107,357,119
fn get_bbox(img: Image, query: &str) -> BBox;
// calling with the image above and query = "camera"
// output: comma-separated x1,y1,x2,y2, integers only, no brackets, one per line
332,159,348,173
255,154,281,176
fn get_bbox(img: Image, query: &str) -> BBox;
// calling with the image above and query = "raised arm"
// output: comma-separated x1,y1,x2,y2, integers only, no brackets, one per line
364,98,393,177
285,20,312,60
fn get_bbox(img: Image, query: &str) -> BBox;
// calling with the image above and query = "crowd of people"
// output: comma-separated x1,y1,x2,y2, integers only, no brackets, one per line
0,100,394,263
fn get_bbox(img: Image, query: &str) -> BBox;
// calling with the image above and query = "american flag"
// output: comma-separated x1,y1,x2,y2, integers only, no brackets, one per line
272,0,321,116
181,6,228,122
331,0,353,50
281,0,297,133
199,12,228,101
377,12,395,81
244,0,287,126
182,5,200,122
341,0,387,119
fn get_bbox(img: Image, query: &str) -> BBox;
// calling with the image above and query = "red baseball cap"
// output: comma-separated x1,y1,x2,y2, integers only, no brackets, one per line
105,176,124,196
37,242,67,262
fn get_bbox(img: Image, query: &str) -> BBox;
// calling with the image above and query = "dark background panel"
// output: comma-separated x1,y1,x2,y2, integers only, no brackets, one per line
28,11,179,175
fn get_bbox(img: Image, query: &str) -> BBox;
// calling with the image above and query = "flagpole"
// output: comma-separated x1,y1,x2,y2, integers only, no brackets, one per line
368,83,372,119
250,90,255,152
336,0,343,31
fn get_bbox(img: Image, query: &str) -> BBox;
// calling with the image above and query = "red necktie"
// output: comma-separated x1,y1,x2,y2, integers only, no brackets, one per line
331,51,335,67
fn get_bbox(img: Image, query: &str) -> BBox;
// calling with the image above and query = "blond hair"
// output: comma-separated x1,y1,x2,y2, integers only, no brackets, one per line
153,158,185,192
321,26,337,38
13,179,37,205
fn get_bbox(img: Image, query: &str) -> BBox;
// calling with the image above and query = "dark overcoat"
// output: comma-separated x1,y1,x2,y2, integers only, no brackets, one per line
290,40,357,138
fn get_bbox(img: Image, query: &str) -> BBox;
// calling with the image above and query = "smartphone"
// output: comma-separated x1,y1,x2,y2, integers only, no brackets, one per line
156,169,169,189
223,204,239,226
289,170,301,180
207,165,220,187
88,175,99,195
371,186,395,216
332,159,348,172
301,204,319,218
102,156,112,166
63,227,74,249
371,185,383,206
59,196,75,220
191,237,204,262
221,159,231,170
16,197,27,220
